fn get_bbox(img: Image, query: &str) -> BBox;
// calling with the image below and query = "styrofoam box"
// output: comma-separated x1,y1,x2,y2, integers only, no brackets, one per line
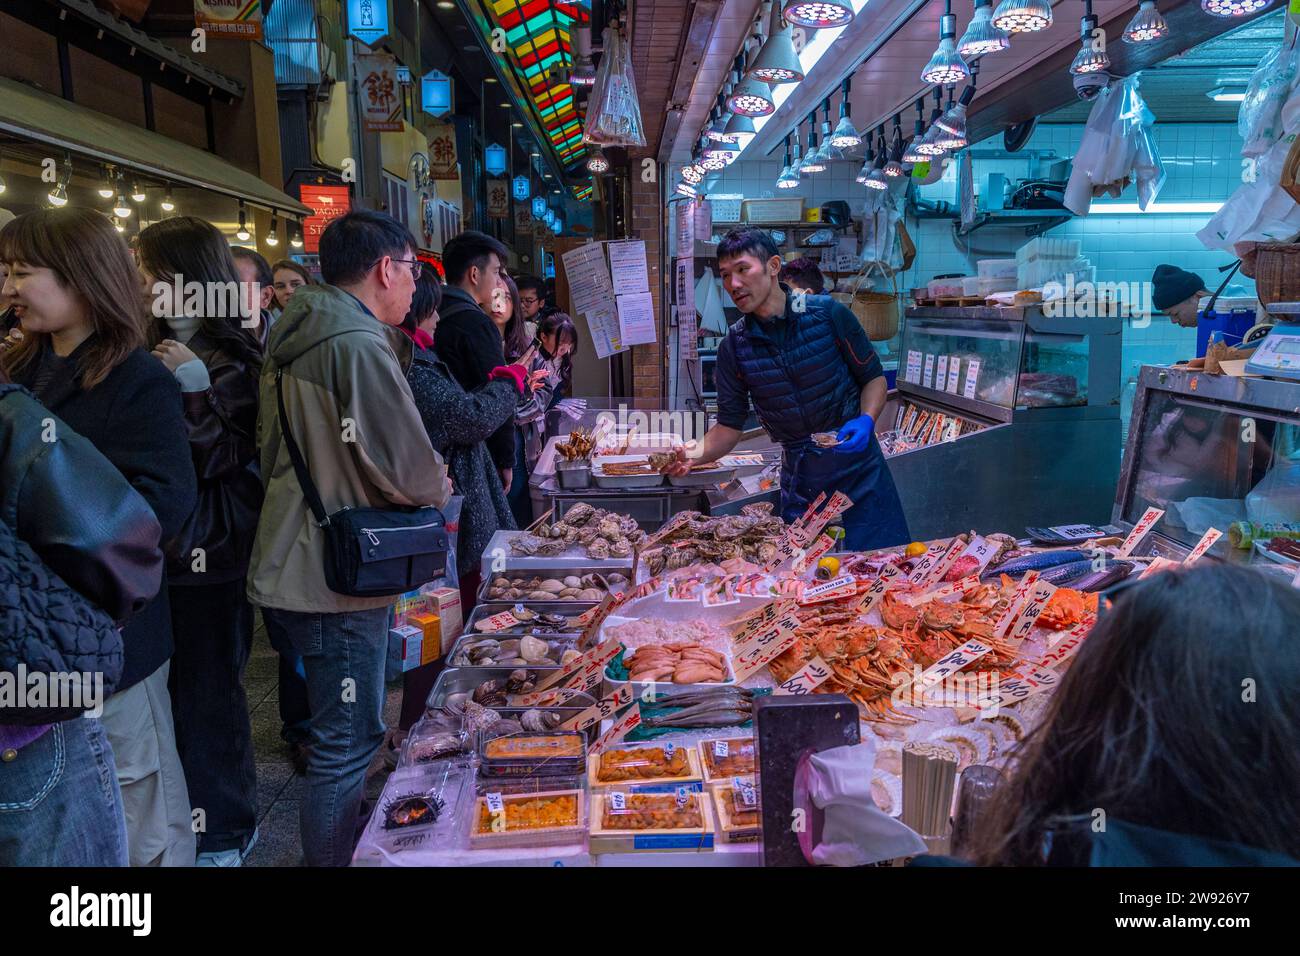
1016,238,1081,266
977,258,1017,279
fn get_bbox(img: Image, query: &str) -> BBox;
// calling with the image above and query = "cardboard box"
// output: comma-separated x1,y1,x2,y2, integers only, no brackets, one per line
386,624,423,680
428,586,463,655
406,612,441,666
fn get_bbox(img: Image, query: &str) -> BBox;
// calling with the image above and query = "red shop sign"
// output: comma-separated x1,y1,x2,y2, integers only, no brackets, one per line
299,184,351,254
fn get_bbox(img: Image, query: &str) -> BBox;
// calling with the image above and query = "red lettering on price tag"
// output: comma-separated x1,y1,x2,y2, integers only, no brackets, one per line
774,656,832,696
1183,527,1222,564
918,639,993,689
732,629,800,683
793,534,836,575
1005,581,1059,643
589,704,643,753
1117,507,1165,558
559,685,634,732
527,638,621,695
855,564,902,614
992,571,1041,638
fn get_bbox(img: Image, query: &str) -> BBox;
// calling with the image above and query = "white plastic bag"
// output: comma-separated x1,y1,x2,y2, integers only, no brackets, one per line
582,28,646,148
1239,42,1300,158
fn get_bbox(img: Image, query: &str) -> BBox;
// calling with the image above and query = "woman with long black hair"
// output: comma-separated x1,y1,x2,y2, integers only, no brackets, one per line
137,216,264,867
515,310,579,478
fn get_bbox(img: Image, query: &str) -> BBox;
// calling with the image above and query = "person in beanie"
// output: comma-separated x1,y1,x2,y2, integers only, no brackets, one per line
1151,265,1209,328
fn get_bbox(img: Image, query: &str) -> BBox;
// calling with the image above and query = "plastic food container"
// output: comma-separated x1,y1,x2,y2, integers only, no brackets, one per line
961,277,982,296
667,465,737,488
478,731,587,778
588,740,703,788
589,788,716,852
366,763,469,854
711,777,760,842
977,258,1018,279
927,277,969,298
698,736,756,782
978,276,1018,297
399,716,471,768
469,788,587,848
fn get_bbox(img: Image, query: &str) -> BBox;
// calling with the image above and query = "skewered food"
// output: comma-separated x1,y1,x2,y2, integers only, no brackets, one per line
556,428,595,461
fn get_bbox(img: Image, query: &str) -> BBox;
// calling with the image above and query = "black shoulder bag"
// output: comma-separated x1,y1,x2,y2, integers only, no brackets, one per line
275,367,448,597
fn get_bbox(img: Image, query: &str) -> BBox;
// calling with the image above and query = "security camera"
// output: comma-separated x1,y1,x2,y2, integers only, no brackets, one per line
1073,71,1112,101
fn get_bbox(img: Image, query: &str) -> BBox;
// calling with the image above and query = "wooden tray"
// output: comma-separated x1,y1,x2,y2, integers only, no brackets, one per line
589,791,715,853
586,747,702,791
697,736,757,784
468,788,587,849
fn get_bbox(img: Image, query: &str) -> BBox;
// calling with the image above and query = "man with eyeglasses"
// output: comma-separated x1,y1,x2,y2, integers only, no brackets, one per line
515,274,550,332
434,230,518,493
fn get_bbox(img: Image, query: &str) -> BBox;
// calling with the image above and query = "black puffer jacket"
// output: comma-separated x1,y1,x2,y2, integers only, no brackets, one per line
0,517,123,724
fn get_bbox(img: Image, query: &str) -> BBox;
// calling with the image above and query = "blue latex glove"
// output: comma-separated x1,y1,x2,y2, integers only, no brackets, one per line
835,413,875,453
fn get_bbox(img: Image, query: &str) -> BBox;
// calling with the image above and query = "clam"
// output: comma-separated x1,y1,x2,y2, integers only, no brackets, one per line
441,692,469,715
521,708,562,732
499,657,530,666
462,699,501,733
491,718,524,737
519,635,551,663
472,679,507,706
560,648,581,666
492,577,510,589
506,669,535,694
563,575,583,589
495,639,521,658
579,588,604,601
537,580,565,594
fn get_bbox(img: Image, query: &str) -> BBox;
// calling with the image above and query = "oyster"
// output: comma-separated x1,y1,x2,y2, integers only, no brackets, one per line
472,679,507,707
506,669,536,695
405,731,467,764
521,708,562,732
461,699,501,733
519,635,551,663
564,503,596,526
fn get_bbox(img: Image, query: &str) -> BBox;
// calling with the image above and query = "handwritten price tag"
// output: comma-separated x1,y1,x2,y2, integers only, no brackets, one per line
1139,556,1180,579
907,541,950,585
975,666,1059,711
774,656,832,696
559,685,633,732
1034,615,1095,669
919,537,966,588
526,638,621,695
474,611,520,633
1005,580,1059,643
485,792,504,814
794,492,828,533
642,512,692,548
958,534,1002,574
991,570,1040,638
508,678,600,708
793,533,836,575
733,778,758,808
918,639,993,690
609,791,627,811
731,628,800,683
714,740,729,758
589,705,643,754
577,593,619,645
1183,527,1222,564
728,599,797,640
856,564,902,614
763,535,803,572
732,611,801,660
1117,507,1165,558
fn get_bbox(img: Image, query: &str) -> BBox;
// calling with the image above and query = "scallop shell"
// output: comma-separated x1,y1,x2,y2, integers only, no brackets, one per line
563,575,583,589
578,588,604,601
519,635,550,663
537,580,565,594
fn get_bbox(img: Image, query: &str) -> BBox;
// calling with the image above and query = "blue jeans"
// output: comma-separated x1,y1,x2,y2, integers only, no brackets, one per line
262,606,390,867
0,719,128,866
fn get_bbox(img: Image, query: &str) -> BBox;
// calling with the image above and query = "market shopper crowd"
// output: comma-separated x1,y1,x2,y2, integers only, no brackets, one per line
1,208,1297,870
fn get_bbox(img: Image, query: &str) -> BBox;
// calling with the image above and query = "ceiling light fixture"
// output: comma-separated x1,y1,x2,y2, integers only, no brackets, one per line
1123,0,1169,42
800,113,827,174
47,155,71,207
884,114,906,177
676,181,697,197
130,181,146,203
934,88,969,150
916,89,949,155
1070,0,1111,74
782,0,855,29
682,161,705,184
290,220,304,249
586,147,610,173
571,25,598,86
1201,0,1271,15
902,98,929,164
922,1,971,85
728,72,776,117
266,212,279,247
863,131,888,190
959,0,1011,56
992,0,1053,32
160,188,175,213
829,76,861,148
236,202,251,242
751,2,806,83
724,112,758,149
97,167,115,199
777,134,802,188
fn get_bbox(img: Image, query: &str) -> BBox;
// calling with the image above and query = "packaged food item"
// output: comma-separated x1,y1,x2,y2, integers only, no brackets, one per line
589,788,716,852
711,777,760,843
398,717,471,768
366,763,469,855
469,789,586,848
698,736,756,782
588,740,702,787
478,731,587,778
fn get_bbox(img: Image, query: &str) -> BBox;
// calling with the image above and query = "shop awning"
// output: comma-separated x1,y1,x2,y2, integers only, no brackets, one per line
0,75,310,216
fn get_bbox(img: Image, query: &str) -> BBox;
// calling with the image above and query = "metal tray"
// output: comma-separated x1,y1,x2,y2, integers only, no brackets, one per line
427,667,599,740
592,455,668,489
445,633,579,669
463,603,585,641
667,467,737,488
478,568,631,606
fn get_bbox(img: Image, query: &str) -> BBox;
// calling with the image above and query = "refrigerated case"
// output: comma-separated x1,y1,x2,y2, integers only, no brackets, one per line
884,305,1122,539
1113,364,1300,568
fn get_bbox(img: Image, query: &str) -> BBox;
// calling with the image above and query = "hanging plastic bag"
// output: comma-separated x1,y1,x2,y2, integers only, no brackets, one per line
1239,40,1300,158
583,28,646,148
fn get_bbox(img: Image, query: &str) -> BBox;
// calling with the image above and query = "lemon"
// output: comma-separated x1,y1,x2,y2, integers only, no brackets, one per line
905,541,928,558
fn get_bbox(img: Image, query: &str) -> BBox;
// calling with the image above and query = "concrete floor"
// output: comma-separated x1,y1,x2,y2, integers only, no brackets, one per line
242,618,400,867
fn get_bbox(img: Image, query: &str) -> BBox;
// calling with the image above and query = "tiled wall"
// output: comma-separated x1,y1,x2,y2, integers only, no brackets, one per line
713,122,1257,427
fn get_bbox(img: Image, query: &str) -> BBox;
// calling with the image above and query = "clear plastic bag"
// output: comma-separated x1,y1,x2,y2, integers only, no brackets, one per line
583,27,646,148
1239,41,1300,158
1246,430,1300,525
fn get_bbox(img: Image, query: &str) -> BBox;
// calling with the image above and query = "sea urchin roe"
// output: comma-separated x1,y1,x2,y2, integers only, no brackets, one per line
601,793,703,830
597,744,691,781
718,786,759,827
483,734,584,760
701,738,755,776
475,793,580,833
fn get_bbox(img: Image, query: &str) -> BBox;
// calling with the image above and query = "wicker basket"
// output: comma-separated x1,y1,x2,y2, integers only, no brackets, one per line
833,290,900,341
1252,242,1300,307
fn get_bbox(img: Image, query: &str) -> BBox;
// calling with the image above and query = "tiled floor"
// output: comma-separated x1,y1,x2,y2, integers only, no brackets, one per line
242,619,401,867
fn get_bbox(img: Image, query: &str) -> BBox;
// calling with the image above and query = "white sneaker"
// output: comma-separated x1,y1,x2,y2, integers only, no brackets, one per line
196,827,259,867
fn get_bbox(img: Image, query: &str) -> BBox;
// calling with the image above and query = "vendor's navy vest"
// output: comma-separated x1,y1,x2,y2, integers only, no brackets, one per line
728,294,861,446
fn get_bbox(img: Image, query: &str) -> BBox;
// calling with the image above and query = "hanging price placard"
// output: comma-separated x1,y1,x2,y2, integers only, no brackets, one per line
774,656,832,696
1004,581,1059,643
1117,507,1166,558
991,571,1041,638
559,685,634,732
1183,527,1223,564
589,705,644,754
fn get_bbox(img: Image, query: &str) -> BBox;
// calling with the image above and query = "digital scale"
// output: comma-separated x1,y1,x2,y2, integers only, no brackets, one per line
1246,321,1300,382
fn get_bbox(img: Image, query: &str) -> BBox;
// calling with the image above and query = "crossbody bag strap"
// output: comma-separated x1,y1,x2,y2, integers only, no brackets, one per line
275,366,331,527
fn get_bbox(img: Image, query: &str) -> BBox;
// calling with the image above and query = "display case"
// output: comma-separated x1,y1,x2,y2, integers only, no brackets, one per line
883,305,1122,539
1114,364,1300,571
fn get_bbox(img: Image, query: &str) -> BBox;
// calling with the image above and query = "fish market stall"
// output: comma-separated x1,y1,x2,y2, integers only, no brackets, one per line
884,305,1122,540
355,491,1134,867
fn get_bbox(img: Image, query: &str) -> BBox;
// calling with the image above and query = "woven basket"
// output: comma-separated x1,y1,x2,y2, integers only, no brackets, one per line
834,266,901,341
1252,242,1300,307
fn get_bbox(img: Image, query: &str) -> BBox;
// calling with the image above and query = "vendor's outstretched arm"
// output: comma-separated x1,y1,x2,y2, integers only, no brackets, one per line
861,377,887,420
666,424,741,475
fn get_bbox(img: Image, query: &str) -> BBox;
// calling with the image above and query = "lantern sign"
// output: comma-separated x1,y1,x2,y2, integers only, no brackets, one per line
421,69,452,118
428,122,458,180
347,0,390,47
485,143,508,177
531,196,547,218
487,180,510,219
512,175,531,202
396,66,412,85
356,53,402,132
543,209,556,227
552,216,563,234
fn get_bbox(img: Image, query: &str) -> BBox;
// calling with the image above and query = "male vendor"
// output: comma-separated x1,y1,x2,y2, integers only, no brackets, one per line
666,227,910,550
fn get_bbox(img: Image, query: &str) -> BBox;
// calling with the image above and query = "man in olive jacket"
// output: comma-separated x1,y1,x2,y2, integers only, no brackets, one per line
248,211,451,867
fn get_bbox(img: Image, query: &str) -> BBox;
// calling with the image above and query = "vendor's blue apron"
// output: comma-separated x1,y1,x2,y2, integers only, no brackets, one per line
779,435,911,551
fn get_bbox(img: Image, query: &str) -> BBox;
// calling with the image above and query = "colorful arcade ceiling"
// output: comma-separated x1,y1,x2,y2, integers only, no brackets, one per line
485,0,590,177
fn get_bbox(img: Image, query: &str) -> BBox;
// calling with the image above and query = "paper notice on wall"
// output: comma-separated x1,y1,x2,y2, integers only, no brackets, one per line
561,242,614,318
616,292,657,346
836,237,859,273
587,303,626,359
946,357,961,394
963,358,981,399
676,201,694,251
607,240,650,294
906,350,922,384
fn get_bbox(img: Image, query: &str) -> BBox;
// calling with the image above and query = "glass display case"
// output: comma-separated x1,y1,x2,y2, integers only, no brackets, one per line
880,305,1122,540
1115,365,1300,570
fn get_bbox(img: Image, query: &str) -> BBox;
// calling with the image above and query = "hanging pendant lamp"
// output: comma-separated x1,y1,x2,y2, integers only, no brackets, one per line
992,0,1053,32
782,138,806,188
884,116,906,177
1123,1,1169,41
829,76,862,148
752,2,806,83
1201,0,1270,16
915,90,950,156
959,0,1010,57
1070,0,1111,75
800,114,827,174
922,2,971,85
902,99,929,165
777,135,802,188
725,112,758,148
783,0,855,29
